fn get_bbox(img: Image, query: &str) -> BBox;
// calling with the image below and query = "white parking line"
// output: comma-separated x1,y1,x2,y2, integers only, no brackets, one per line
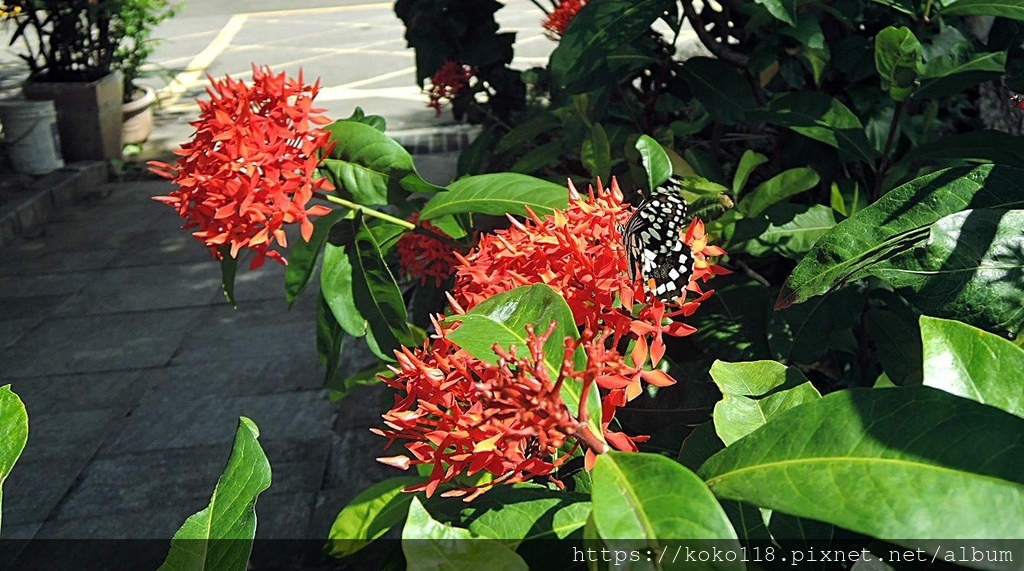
156,13,249,107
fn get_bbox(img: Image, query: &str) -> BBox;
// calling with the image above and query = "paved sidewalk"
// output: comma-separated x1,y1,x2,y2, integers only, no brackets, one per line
0,1,557,568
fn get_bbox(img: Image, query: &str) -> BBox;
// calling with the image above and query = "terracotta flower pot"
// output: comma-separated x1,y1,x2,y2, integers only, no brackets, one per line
122,86,157,145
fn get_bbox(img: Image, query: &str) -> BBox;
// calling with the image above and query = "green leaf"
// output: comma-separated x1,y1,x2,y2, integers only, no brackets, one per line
320,120,443,206
896,130,1024,170
871,208,1024,335
753,92,876,163
0,385,28,532
941,0,1024,20
419,174,569,220
710,360,820,446
285,210,347,306
920,316,1024,418
769,287,866,364
321,242,367,338
582,123,611,182
510,141,565,174
402,498,528,571
591,452,741,570
679,57,758,124
736,167,820,217
325,360,393,401
327,476,425,558
730,204,838,260
348,218,414,355
344,106,387,131
700,386,1024,541
916,50,1005,100
463,485,591,544
874,26,924,102
159,417,271,571
732,150,768,196
316,293,345,385
636,135,672,191
495,112,562,154
777,165,1024,309
754,0,797,25
549,0,672,93
866,290,923,386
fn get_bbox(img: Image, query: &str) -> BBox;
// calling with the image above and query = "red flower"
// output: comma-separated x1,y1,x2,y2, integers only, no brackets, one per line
1012,93,1024,110
396,214,460,287
377,179,727,498
426,60,475,116
150,65,335,269
543,0,587,41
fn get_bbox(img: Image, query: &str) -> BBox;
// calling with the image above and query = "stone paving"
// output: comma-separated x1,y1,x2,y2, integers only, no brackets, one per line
0,1,555,568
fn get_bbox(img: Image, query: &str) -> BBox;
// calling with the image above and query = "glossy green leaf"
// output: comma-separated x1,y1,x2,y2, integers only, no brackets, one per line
636,135,672,191
700,386,1024,540
0,385,28,532
942,0,1024,20
679,57,758,124
495,112,562,154
732,150,768,196
320,242,366,338
871,209,1024,335
463,485,591,544
591,452,741,570
327,476,425,557
896,130,1024,170
874,26,923,102
549,0,672,93
753,92,876,163
916,50,1005,100
348,218,414,355
866,290,923,386
921,316,1024,418
737,167,820,217
444,283,580,377
731,204,838,260
582,123,611,182
402,498,528,571
285,210,347,306
325,359,393,401
754,0,797,25
710,361,820,446
321,120,442,206
778,165,1024,309
510,141,565,174
419,173,569,220
159,417,271,571
344,107,386,131
678,421,726,473
692,276,773,362
770,287,866,364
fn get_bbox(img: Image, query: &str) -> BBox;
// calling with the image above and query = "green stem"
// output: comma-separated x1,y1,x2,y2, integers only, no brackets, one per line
314,192,414,229
873,101,905,201
923,0,934,21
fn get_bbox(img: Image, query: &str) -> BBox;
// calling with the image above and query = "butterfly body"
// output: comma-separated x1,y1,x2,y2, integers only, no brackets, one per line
619,181,693,303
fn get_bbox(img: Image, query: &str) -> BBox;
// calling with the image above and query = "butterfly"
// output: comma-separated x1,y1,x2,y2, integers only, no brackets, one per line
619,179,694,303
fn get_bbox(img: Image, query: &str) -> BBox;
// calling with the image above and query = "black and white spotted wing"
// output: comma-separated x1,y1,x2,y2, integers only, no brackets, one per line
619,181,693,303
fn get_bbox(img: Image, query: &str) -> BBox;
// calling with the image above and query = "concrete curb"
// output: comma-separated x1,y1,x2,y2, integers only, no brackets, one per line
0,162,108,248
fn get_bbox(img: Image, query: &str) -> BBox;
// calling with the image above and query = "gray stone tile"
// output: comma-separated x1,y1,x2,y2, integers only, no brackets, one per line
100,391,336,455
0,272,98,299
0,295,71,321
34,507,188,539
0,317,41,350
19,408,125,462
169,307,318,365
0,307,206,378
0,247,119,276
108,231,210,268
3,458,87,526
324,428,397,491
54,437,330,522
54,263,223,315
252,492,317,540
136,356,323,401
6,370,143,415
333,382,391,431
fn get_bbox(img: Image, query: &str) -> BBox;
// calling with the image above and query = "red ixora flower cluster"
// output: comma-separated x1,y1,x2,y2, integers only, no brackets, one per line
396,214,460,287
376,179,727,499
150,65,335,269
543,0,587,40
426,60,475,116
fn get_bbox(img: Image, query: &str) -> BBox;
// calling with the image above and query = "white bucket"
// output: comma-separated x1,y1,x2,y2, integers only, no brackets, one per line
0,99,64,175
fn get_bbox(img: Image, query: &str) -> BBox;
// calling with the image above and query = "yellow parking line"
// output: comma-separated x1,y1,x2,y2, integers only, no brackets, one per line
156,13,249,107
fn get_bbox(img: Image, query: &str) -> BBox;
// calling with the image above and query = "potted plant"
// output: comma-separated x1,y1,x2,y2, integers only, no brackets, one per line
111,0,179,145
5,0,124,162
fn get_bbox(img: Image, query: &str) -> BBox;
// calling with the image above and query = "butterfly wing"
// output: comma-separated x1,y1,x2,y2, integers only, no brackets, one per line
621,183,693,303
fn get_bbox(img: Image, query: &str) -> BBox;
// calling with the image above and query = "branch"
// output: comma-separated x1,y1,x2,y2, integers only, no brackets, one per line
681,0,748,69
